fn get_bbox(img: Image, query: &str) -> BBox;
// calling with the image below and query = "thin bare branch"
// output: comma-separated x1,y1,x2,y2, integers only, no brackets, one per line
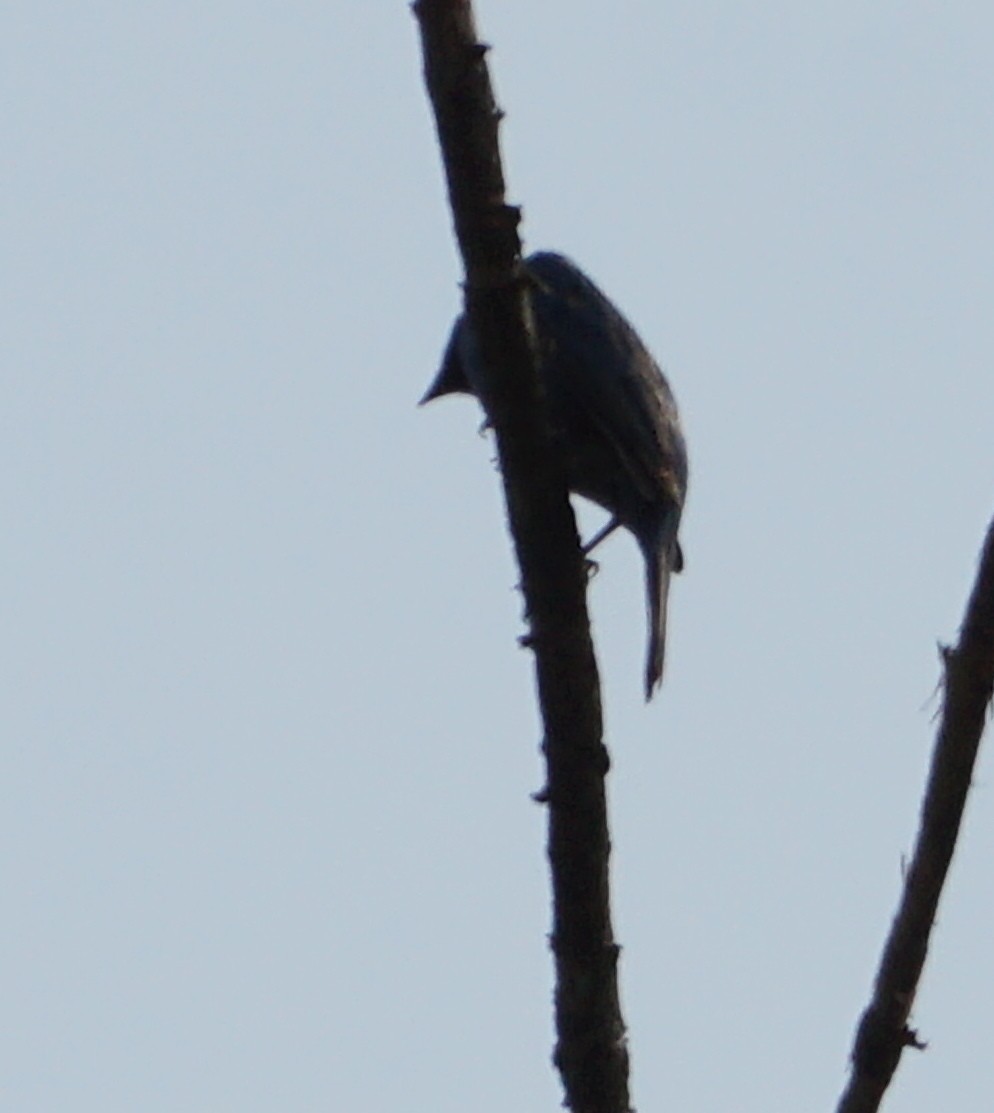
837,517,994,1113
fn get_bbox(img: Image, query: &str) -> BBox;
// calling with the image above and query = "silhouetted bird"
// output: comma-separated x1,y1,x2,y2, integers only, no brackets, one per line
421,251,687,700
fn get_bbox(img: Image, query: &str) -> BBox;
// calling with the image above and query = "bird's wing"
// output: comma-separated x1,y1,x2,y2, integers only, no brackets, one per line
527,254,686,509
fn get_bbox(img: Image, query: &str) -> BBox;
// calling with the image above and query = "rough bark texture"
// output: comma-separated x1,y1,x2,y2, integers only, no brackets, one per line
413,3,631,1110
836,517,994,1113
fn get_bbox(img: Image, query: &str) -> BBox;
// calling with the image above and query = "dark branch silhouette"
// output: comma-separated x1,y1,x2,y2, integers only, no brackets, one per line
837,517,994,1113
413,2,631,1110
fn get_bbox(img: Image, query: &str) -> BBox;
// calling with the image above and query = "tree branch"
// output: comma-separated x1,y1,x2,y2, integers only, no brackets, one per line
413,3,631,1110
836,517,994,1113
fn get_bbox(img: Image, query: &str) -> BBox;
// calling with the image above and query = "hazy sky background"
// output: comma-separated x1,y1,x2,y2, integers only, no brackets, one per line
4,3,994,1110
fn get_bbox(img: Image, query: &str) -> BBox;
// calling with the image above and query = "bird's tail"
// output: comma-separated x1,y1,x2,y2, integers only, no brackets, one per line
643,520,680,700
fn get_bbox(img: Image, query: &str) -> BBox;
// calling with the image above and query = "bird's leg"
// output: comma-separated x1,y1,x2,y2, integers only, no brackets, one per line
582,516,621,555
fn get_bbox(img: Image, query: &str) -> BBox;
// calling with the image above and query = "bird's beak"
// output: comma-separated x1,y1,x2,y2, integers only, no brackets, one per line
419,319,469,405
418,369,449,406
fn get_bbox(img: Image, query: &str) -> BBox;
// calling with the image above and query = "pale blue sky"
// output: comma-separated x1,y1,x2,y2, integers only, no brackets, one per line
4,3,994,1110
